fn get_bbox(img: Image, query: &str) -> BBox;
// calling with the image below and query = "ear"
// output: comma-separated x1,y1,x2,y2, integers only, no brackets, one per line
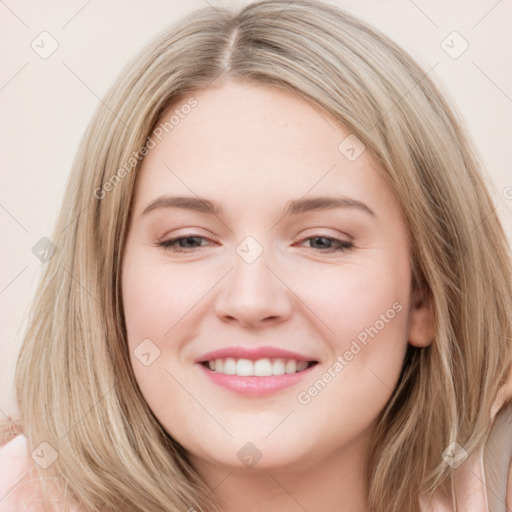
407,286,434,348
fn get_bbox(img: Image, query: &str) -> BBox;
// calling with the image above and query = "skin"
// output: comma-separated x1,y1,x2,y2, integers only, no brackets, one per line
121,79,434,512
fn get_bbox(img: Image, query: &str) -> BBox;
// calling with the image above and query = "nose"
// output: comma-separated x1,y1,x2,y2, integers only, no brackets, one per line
214,247,294,329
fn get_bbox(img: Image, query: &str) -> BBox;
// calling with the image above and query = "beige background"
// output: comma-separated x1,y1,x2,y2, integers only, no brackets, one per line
1,0,511,419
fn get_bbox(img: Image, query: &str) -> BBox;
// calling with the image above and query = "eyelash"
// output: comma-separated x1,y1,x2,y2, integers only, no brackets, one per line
157,235,354,254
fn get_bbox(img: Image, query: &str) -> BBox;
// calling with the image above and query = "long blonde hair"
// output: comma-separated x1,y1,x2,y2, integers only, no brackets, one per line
2,1,511,511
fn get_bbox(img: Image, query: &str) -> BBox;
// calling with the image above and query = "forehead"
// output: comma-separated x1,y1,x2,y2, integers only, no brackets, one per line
133,80,393,218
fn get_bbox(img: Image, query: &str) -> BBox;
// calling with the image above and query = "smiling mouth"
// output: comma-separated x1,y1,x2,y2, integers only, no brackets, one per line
200,357,318,377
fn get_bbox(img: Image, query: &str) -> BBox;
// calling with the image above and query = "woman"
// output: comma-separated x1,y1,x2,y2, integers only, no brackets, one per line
1,1,511,511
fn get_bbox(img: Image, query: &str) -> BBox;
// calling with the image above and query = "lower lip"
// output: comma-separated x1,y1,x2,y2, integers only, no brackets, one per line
197,363,318,396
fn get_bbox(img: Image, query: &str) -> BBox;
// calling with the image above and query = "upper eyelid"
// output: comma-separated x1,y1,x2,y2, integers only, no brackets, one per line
157,235,354,257
159,225,353,239
159,233,353,246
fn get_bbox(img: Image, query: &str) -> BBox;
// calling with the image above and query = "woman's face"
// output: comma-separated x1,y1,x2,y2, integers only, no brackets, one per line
121,79,432,477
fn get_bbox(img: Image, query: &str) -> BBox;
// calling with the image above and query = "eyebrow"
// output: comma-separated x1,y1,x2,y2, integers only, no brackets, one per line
141,194,375,217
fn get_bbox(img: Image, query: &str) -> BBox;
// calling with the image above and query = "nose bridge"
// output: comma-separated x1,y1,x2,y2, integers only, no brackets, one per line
214,234,292,325
231,234,278,297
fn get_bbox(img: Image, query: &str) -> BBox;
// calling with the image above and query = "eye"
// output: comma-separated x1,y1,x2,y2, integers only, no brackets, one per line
296,235,354,253
156,234,353,254
157,235,213,253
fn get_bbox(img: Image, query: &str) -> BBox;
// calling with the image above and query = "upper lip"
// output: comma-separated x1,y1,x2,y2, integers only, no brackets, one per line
195,346,319,364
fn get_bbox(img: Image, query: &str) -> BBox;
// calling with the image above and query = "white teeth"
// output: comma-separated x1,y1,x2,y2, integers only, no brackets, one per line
272,358,285,375
205,357,313,376
223,357,237,375
236,358,254,376
296,361,308,372
285,359,297,374
214,359,224,373
254,358,272,376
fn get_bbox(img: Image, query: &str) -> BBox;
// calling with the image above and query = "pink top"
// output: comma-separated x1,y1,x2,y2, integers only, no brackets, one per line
1,392,511,511
0,432,82,512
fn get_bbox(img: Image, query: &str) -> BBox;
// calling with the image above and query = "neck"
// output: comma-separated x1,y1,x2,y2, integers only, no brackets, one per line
189,423,373,512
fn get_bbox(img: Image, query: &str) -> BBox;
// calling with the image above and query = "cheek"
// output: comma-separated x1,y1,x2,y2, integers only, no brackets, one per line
121,248,201,413
293,258,410,399
122,250,208,343
294,260,408,343
291,267,410,445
